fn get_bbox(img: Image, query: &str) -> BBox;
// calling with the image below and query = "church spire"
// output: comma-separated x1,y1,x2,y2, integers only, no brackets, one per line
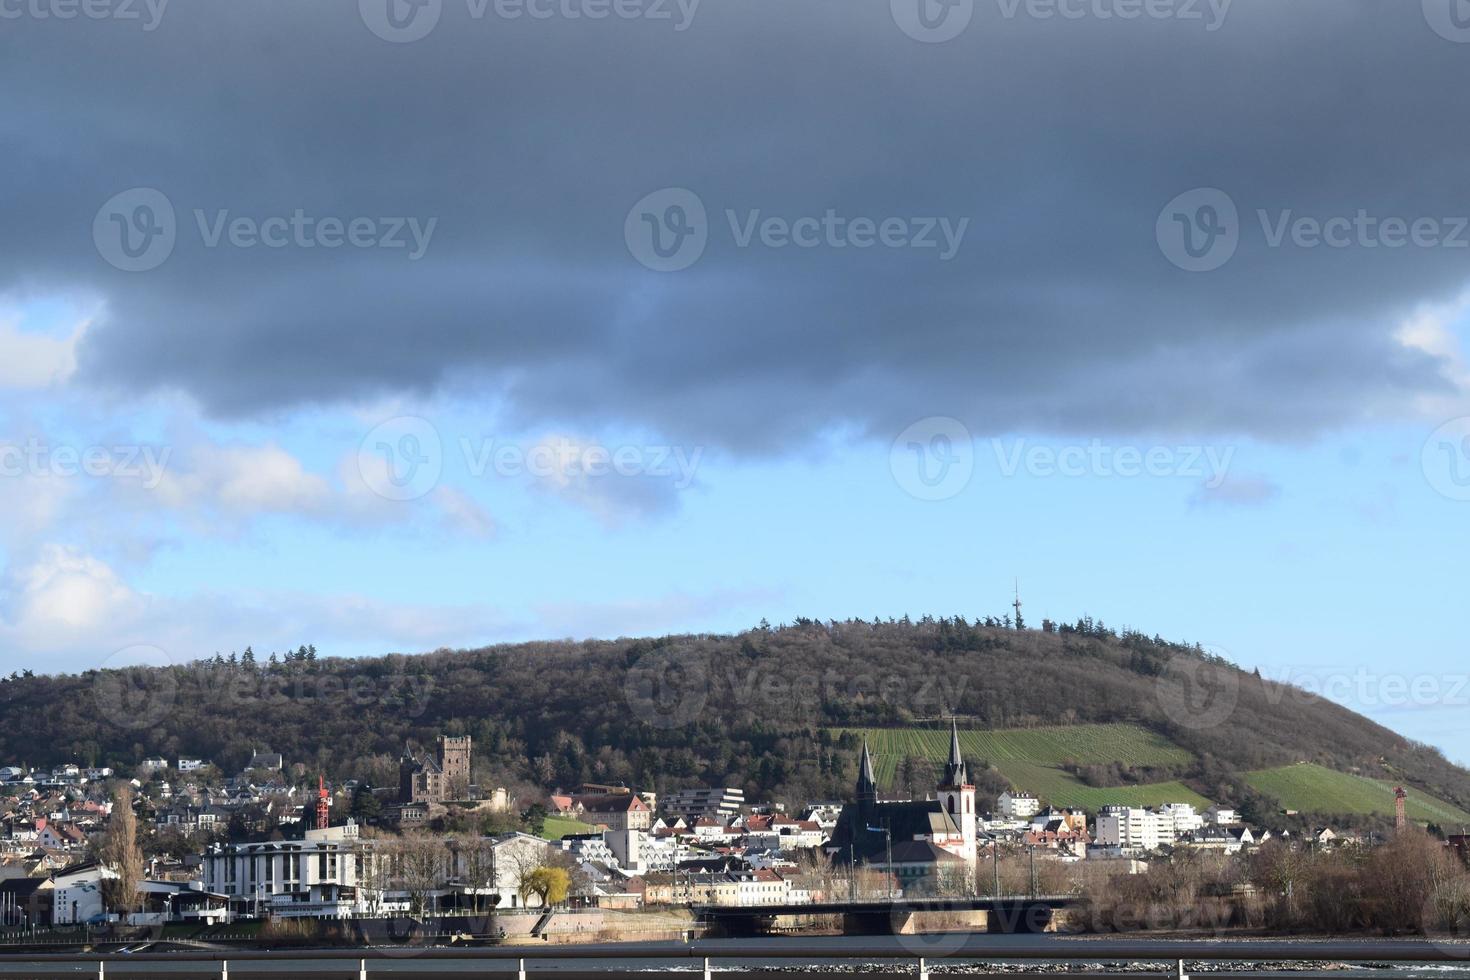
857,739,877,804
940,718,969,788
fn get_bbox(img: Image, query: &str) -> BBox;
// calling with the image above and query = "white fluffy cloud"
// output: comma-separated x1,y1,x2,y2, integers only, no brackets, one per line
0,545,143,646
0,312,83,389
150,443,332,518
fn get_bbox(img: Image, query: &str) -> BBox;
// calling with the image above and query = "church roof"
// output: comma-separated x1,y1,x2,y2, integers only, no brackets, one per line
939,719,970,788
827,798,963,863
857,740,877,800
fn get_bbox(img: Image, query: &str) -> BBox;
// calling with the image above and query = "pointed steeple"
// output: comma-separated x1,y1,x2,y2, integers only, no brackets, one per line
940,718,969,788
856,739,877,804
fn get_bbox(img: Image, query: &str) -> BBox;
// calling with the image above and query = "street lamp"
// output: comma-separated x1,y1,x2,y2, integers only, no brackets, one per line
865,825,893,900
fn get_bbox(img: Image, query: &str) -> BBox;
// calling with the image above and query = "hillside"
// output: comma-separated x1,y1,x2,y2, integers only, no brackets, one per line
842,724,1212,810
1,617,1465,826
1245,763,1470,826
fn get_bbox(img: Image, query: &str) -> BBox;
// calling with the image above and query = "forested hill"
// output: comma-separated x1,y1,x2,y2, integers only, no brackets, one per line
1,618,1464,822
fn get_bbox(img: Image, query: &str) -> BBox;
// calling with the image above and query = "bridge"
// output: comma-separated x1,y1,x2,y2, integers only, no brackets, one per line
693,895,1076,936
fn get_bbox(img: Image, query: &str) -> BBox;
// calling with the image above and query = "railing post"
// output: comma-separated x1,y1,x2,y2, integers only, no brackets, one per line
97,961,104,980
519,958,527,980
702,957,712,980
918,957,929,980
221,959,228,980
1177,960,1189,980
360,957,369,980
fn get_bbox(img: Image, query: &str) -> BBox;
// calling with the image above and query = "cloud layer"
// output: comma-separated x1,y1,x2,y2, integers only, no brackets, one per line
2,0,1467,452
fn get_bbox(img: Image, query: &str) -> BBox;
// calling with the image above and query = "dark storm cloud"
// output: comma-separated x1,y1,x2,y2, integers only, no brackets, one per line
2,0,1466,449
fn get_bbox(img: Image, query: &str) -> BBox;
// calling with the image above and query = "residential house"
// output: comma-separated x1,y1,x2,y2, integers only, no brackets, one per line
997,791,1041,820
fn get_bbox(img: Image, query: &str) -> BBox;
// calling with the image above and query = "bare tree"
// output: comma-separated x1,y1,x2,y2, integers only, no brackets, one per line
386,833,448,917
99,786,144,917
456,838,499,915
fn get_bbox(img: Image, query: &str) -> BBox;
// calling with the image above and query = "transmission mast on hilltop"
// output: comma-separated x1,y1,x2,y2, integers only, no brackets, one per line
1013,580,1025,631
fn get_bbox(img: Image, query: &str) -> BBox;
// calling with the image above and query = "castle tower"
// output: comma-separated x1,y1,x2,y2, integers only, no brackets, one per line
439,735,471,793
936,720,977,858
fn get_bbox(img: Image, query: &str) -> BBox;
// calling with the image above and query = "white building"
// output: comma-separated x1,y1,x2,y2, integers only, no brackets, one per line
202,820,383,919
1157,803,1204,836
1094,806,1169,853
602,827,687,873
447,832,550,910
663,787,745,823
52,864,115,925
1205,805,1238,825
997,791,1041,820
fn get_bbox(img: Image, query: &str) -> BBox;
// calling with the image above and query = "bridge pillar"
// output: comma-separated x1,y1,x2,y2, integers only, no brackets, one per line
987,902,1054,934
840,911,897,935
702,914,776,938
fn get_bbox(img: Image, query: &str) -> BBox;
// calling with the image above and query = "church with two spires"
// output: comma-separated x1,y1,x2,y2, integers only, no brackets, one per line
827,721,979,883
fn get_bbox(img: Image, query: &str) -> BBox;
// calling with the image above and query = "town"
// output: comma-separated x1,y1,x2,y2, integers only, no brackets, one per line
2,722,1461,943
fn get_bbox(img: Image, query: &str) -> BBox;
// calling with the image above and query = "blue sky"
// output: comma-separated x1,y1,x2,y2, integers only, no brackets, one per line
4,292,1469,762
4,0,1470,765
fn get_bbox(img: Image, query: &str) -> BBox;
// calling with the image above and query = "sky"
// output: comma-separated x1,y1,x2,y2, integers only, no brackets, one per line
2,0,1470,762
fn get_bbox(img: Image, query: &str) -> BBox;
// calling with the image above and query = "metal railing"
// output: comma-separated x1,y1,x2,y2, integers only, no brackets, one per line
0,936,1466,977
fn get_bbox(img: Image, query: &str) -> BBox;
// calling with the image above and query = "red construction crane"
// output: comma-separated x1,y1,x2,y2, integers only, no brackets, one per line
1394,785,1407,833
317,774,330,831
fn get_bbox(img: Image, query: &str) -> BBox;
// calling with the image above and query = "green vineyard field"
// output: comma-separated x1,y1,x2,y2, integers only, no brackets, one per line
1245,763,1470,825
838,723,1205,811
